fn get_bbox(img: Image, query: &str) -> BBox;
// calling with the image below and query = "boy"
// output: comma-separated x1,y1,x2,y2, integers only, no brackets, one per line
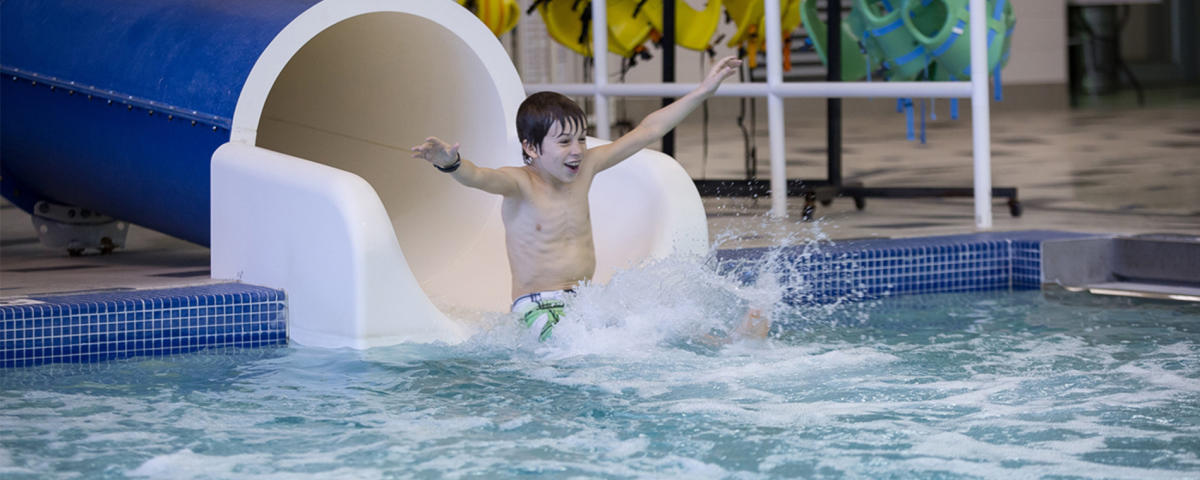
412,56,760,341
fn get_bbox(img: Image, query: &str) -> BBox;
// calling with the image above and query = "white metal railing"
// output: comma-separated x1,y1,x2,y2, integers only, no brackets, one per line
524,0,994,229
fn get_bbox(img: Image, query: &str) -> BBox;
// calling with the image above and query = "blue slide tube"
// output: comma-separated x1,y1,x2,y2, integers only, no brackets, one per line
1,0,321,246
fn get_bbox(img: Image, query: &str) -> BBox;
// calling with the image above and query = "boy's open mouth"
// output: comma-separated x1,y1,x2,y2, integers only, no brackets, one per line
565,160,580,173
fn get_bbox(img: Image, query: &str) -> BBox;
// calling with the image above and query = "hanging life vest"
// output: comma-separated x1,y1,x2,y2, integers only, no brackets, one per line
723,0,803,70
534,0,653,58
636,0,724,53
853,0,930,81
457,0,522,37
901,0,1013,81
903,0,1014,102
607,0,655,58
800,0,882,81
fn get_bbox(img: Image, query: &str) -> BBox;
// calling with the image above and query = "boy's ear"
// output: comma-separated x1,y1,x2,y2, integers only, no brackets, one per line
521,140,539,159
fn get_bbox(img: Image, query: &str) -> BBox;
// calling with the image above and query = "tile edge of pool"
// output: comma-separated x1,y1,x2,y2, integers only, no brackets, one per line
0,229,1116,368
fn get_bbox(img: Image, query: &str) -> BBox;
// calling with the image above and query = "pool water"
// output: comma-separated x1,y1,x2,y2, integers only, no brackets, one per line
2,258,1199,479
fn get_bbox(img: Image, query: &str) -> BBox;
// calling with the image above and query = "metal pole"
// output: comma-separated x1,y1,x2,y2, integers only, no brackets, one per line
969,0,992,229
592,0,610,140
827,0,842,187
764,0,786,218
662,0,676,155
525,81,975,98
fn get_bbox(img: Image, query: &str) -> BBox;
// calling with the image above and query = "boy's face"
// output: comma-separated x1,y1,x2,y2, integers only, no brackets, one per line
524,120,586,183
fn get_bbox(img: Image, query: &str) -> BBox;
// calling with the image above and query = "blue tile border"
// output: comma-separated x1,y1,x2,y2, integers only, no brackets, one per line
1,283,286,368
1,230,1103,368
716,230,1103,306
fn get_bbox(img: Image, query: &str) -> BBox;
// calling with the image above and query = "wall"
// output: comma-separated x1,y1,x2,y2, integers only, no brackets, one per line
1004,0,1068,85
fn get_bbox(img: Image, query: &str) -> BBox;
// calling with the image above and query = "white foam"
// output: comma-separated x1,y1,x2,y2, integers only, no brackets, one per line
496,414,533,431
603,436,652,460
661,398,836,428
1114,362,1200,393
402,430,727,479
129,449,269,479
130,448,393,480
382,412,493,440
895,431,1195,480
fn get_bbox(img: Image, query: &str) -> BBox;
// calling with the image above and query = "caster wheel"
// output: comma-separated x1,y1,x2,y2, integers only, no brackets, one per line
67,248,84,257
854,196,866,210
820,199,832,207
802,192,817,222
99,237,116,255
1008,200,1022,217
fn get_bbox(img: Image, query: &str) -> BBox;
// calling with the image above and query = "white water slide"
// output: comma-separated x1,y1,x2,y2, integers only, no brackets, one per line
1,0,708,348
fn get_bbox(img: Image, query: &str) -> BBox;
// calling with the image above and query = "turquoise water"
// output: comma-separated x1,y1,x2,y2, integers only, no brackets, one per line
2,261,1199,478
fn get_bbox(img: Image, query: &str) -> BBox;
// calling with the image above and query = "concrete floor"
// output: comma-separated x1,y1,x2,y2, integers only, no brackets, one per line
2,86,1198,299
675,87,1200,249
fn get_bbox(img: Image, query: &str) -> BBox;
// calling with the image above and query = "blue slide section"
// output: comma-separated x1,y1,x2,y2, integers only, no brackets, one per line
1,0,320,245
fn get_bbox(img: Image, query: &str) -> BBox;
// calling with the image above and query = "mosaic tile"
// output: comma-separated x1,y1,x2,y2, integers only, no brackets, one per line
0,284,286,368
717,230,1102,305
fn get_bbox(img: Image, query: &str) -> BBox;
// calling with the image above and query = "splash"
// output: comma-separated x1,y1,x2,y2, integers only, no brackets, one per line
455,218,855,358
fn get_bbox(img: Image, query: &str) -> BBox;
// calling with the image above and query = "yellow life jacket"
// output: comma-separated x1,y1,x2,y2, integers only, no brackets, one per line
536,0,654,58
723,0,803,69
608,0,655,58
457,0,521,37
637,0,724,53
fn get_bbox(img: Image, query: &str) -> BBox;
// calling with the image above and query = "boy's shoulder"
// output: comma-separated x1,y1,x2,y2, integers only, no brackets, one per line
495,165,534,191
496,165,530,179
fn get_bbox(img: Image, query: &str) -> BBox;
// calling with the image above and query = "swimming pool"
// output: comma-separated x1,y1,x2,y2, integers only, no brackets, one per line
2,269,1197,478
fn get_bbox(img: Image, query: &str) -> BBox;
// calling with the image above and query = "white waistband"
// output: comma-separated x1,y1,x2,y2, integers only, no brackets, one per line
511,289,574,312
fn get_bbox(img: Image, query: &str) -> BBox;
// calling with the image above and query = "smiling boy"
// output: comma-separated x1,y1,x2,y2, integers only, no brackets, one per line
411,56,749,341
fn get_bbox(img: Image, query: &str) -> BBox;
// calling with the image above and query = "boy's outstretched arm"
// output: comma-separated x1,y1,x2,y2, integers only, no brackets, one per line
411,137,520,197
589,56,742,173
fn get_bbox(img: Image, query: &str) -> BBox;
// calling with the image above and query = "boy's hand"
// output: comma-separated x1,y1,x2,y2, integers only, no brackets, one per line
700,56,742,93
410,136,460,169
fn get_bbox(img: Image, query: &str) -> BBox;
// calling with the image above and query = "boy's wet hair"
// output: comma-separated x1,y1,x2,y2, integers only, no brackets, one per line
517,92,587,162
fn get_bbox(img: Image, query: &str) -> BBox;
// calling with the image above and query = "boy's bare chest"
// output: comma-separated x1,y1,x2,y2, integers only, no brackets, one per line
504,185,591,236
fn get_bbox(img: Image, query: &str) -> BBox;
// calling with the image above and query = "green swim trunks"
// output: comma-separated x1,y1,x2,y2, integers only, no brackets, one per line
511,290,573,342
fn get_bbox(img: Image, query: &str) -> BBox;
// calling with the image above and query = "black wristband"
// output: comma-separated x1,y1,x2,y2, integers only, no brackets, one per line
435,152,461,173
